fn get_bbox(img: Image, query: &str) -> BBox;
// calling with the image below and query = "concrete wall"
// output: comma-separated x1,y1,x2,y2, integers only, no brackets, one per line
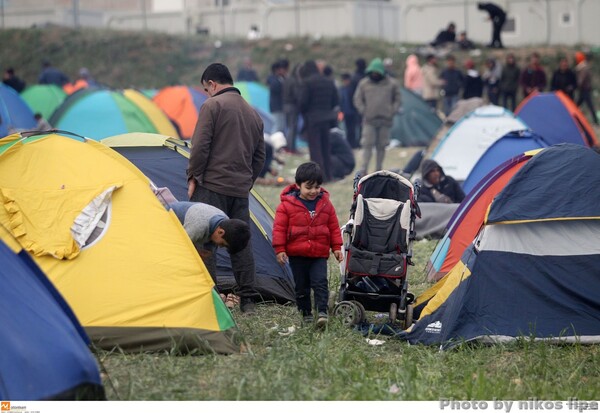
1,0,598,46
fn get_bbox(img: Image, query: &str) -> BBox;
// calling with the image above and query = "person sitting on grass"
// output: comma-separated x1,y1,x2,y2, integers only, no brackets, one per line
272,162,343,328
419,159,465,203
169,201,250,285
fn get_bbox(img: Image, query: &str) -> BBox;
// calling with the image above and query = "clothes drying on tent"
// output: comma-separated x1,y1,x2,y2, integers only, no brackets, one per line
0,226,105,400
0,131,240,354
100,132,296,304
426,150,539,282
49,88,159,140
0,84,37,137
515,91,598,147
404,144,600,348
21,84,67,120
430,105,528,182
462,129,549,194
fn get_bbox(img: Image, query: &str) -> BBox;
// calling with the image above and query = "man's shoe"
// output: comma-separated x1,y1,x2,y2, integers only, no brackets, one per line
240,298,256,314
316,312,328,328
303,315,314,325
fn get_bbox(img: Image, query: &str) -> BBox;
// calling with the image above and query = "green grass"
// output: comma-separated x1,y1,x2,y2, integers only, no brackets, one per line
98,147,600,401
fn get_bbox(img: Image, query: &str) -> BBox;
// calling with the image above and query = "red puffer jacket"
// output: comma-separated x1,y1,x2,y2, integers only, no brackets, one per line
272,184,343,258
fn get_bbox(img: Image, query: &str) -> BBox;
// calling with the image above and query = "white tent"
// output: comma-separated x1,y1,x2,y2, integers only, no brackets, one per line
431,106,527,182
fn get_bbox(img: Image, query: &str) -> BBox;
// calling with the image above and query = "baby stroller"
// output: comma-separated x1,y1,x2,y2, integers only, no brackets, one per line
333,170,420,329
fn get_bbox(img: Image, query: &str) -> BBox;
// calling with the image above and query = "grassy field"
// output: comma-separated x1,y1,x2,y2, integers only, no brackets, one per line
99,146,600,401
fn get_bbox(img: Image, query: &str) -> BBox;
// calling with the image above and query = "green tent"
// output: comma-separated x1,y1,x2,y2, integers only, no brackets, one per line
390,88,442,147
21,84,67,120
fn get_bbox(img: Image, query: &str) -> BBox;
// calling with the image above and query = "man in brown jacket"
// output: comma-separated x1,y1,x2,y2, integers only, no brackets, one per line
187,63,266,314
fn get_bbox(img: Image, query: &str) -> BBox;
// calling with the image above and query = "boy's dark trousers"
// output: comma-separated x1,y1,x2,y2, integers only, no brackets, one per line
288,256,329,316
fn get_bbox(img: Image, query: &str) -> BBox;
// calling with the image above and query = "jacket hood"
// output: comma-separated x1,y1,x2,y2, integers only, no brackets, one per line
366,58,385,76
421,159,445,179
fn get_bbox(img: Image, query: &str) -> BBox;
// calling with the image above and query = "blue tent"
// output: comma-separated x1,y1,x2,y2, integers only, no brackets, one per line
515,91,598,147
0,228,104,400
462,130,550,195
100,133,296,303
0,84,37,137
402,144,600,348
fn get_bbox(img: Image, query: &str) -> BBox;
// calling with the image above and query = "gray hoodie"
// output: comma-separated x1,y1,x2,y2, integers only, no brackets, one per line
169,201,227,246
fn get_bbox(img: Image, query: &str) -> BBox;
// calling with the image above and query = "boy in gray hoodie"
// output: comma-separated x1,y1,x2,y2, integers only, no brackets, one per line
169,201,250,284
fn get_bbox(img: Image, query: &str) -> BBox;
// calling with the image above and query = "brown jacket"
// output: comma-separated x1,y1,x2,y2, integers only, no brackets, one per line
188,87,265,198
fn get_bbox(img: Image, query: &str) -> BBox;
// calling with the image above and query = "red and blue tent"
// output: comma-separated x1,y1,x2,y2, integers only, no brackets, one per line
515,91,598,147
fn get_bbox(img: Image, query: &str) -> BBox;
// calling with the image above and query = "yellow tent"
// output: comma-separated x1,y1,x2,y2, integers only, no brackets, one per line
0,131,239,354
123,89,180,138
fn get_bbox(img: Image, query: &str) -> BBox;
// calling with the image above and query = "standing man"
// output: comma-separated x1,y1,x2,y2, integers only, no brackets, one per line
267,60,286,133
353,58,401,176
520,52,547,98
421,54,445,111
347,58,367,149
575,51,599,125
187,63,265,314
477,2,507,49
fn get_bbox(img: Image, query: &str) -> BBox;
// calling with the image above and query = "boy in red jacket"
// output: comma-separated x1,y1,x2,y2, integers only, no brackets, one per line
272,162,344,327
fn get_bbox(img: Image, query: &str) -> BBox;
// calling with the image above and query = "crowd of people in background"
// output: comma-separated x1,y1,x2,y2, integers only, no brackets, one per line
403,49,598,124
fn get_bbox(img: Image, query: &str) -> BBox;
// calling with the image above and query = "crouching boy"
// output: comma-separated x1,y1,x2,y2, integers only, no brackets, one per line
170,201,250,284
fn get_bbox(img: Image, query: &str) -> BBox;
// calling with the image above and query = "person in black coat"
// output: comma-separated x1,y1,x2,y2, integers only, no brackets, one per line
299,60,339,182
477,2,507,49
431,23,456,48
550,57,577,100
3,68,26,93
419,159,465,203
329,128,356,180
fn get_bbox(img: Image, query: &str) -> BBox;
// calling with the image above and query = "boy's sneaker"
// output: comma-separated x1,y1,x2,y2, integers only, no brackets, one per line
303,315,314,325
316,312,328,329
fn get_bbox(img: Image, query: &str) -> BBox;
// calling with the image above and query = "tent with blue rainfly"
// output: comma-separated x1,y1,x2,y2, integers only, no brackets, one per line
0,225,105,400
515,90,599,147
462,129,550,195
0,131,241,354
430,105,528,183
425,150,539,282
49,88,158,140
100,132,296,304
403,144,600,348
0,83,37,137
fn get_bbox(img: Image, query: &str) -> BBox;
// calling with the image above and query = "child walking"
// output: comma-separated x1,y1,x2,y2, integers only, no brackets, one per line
272,162,343,327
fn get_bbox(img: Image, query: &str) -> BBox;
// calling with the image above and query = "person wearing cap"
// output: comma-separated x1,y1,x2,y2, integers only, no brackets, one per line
419,159,465,203
574,51,598,125
353,57,401,176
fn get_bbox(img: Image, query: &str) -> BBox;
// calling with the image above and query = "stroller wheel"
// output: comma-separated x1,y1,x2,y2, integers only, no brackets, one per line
333,301,361,327
389,302,398,324
402,304,414,330
353,301,366,323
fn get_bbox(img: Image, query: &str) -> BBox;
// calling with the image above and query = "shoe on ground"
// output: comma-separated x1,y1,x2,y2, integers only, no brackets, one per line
316,312,328,328
240,298,256,314
303,315,314,325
